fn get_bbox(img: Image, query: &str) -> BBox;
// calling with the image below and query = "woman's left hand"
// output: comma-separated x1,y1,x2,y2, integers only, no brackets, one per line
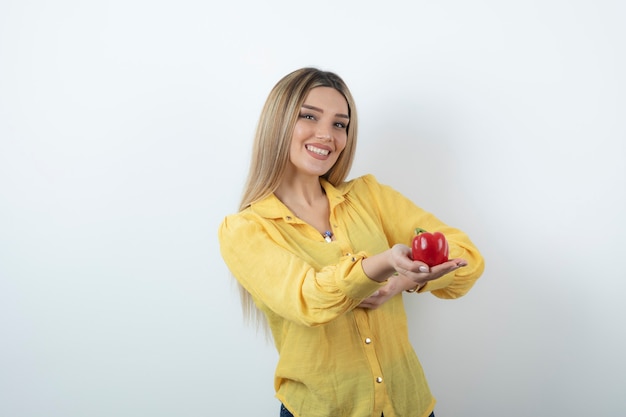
358,273,417,310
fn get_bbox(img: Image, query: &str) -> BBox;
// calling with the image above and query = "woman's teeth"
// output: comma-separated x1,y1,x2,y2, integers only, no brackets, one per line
306,145,330,156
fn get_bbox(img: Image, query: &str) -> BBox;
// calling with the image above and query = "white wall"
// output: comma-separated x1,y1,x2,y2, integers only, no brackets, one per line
1,1,624,416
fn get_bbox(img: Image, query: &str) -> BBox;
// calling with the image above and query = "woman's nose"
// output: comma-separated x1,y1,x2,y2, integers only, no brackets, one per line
316,128,331,140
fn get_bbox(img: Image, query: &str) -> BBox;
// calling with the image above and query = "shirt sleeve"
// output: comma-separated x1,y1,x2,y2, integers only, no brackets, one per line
359,174,485,299
218,213,384,326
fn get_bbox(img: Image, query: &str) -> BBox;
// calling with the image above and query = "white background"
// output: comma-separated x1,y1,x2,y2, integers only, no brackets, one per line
1,1,625,416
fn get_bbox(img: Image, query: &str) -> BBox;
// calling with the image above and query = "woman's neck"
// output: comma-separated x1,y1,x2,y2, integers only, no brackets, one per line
274,175,325,208
274,175,331,235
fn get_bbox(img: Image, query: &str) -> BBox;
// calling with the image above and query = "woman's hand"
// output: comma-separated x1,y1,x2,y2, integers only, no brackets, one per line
358,273,416,309
362,243,467,289
359,257,467,309
389,244,467,287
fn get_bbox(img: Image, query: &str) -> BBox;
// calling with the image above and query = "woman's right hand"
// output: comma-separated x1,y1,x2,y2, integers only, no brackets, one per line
387,244,468,287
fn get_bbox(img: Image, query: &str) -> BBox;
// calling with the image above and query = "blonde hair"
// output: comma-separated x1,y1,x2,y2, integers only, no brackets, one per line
237,67,359,326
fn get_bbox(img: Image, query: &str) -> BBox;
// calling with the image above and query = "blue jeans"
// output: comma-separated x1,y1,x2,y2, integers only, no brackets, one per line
280,404,435,417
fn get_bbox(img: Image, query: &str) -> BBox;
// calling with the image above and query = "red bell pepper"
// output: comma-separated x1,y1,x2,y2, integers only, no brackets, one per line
411,228,449,267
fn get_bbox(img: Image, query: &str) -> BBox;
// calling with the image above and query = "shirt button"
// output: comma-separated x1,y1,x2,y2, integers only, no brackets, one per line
365,338,372,344
376,377,383,383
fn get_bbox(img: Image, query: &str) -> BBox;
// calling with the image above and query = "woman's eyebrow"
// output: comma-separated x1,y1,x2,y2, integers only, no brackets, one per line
302,104,349,119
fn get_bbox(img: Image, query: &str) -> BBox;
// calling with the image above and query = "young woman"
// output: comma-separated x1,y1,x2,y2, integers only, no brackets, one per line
218,67,485,417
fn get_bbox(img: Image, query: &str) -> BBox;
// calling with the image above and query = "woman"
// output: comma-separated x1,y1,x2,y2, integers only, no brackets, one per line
218,67,484,417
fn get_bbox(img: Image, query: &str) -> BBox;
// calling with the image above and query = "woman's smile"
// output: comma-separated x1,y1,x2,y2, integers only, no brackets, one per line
305,143,331,157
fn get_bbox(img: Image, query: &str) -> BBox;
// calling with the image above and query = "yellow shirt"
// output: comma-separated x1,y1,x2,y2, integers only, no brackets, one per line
218,174,484,417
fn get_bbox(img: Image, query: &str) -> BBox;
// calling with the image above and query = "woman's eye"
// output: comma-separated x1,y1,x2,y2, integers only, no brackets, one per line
300,113,315,120
335,122,347,129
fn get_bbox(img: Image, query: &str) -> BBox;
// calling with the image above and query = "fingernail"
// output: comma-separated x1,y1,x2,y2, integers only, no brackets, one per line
419,266,429,273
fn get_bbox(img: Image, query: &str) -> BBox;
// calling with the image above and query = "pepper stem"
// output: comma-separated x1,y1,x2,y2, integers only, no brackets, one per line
414,227,427,235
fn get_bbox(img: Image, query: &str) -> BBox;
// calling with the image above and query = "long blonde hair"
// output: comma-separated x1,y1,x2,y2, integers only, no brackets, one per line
238,67,359,325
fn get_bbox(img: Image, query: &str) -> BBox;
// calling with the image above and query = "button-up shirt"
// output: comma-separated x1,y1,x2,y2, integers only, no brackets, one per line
218,174,484,417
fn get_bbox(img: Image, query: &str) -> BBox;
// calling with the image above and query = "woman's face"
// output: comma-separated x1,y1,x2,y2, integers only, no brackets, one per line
287,87,349,178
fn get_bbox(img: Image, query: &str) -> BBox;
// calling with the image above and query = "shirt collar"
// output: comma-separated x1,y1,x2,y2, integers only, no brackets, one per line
250,178,346,221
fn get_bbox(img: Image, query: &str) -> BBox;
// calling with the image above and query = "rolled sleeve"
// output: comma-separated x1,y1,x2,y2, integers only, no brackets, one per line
219,214,384,326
